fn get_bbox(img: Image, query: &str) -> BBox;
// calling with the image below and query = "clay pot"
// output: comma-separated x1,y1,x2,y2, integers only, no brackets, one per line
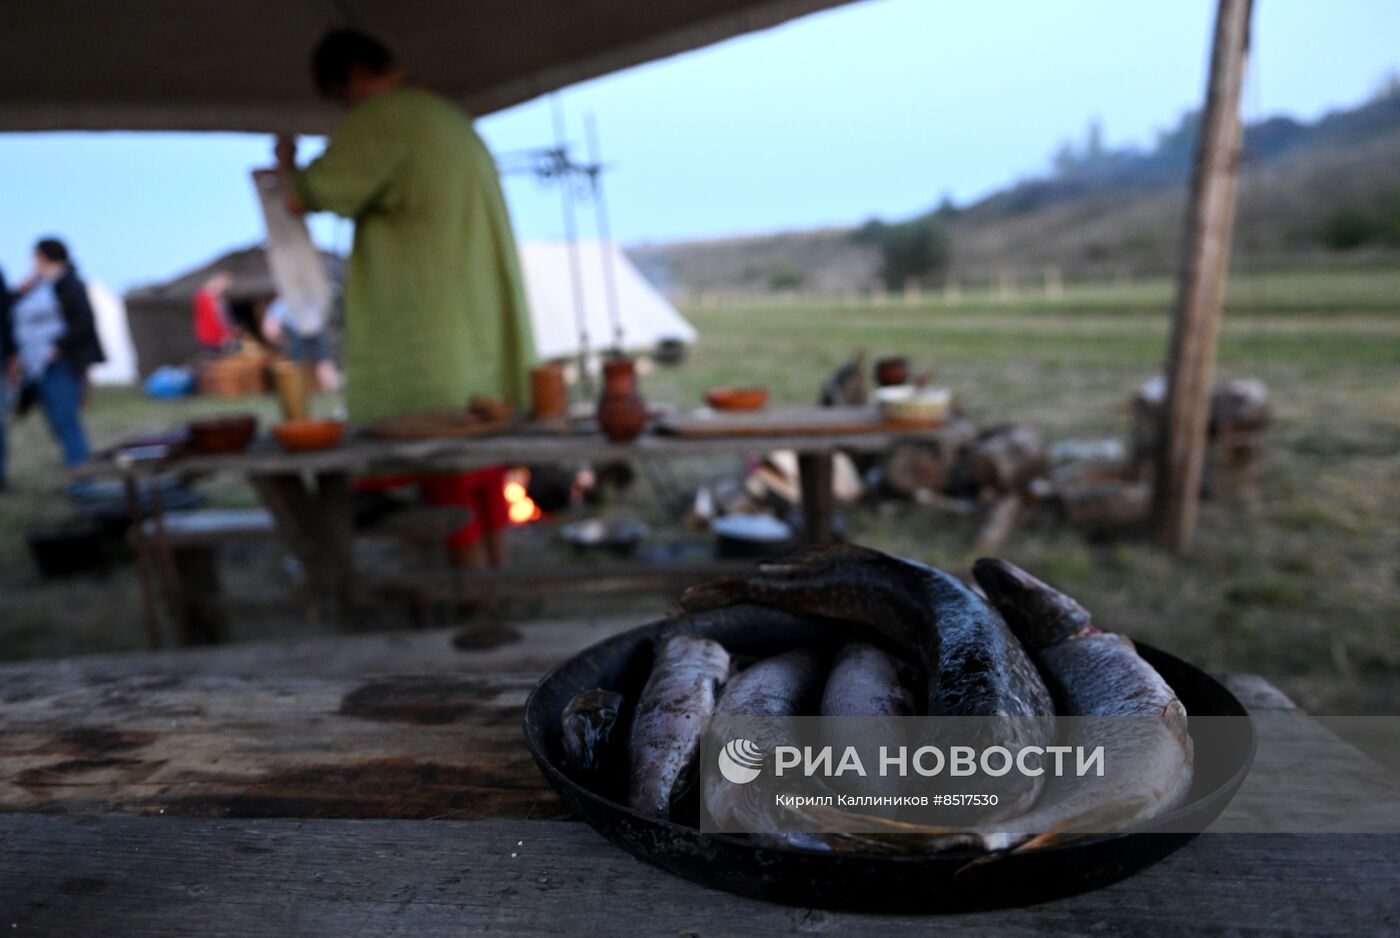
874,356,911,387
596,359,647,443
531,363,568,420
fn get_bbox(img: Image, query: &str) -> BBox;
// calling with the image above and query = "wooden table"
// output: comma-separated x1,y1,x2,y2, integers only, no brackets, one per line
2,623,1397,935
79,412,969,624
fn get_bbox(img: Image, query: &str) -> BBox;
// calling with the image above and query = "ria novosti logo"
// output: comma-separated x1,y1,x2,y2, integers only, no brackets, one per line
717,738,764,784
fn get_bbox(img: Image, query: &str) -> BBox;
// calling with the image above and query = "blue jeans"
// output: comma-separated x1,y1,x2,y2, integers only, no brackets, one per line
36,359,91,468
0,382,8,486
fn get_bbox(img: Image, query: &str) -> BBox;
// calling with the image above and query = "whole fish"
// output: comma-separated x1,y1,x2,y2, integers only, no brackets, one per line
704,648,825,832
682,545,1055,813
821,642,914,803
966,557,1194,850
561,688,624,777
798,559,1195,855
627,633,730,817
820,642,915,718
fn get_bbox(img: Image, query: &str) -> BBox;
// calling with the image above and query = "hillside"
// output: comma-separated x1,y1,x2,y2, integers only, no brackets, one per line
630,93,1400,297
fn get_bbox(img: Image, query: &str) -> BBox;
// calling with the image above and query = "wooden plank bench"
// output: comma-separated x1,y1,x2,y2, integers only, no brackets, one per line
138,506,478,642
138,509,277,645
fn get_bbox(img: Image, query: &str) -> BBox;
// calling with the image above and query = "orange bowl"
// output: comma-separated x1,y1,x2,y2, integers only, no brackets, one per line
273,419,345,452
704,387,769,411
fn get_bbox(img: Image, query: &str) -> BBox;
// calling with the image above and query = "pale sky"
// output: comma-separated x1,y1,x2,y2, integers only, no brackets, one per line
2,0,1398,289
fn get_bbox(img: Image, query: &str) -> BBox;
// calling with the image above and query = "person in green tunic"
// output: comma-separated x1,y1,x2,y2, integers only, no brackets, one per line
274,29,535,425
274,30,535,570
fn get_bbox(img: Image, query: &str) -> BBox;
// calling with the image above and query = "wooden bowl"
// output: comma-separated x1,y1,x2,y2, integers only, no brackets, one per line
704,387,769,411
273,419,346,452
186,414,258,454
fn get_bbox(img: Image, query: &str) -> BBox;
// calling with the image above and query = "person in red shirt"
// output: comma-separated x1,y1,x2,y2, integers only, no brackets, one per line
192,272,236,349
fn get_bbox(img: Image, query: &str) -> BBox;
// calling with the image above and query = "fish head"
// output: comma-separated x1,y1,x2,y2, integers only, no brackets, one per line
972,558,1093,650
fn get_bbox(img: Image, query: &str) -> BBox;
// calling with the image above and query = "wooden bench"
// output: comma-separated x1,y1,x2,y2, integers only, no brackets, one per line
139,506,481,643
138,509,277,645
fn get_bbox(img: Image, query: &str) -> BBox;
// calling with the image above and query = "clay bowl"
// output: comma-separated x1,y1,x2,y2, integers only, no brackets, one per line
703,387,769,412
874,356,911,387
186,414,258,454
273,419,346,452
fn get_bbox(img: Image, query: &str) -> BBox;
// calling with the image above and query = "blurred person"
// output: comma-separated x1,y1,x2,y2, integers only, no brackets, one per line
6,238,104,473
274,29,535,569
192,271,236,350
262,294,340,392
0,265,11,492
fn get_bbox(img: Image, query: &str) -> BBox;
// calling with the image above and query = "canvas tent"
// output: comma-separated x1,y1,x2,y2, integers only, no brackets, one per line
0,0,852,133
87,281,139,386
519,241,695,362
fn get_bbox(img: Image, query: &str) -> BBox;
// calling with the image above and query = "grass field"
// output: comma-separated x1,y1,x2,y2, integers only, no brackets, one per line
1,268,1397,715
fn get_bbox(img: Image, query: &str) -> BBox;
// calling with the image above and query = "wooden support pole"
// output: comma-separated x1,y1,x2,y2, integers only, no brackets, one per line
797,451,836,544
1152,0,1253,551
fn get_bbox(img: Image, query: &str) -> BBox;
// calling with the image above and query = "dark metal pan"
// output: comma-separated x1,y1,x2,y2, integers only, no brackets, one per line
522,607,1255,913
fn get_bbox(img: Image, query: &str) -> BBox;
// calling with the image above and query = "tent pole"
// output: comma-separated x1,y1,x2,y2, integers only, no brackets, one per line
1151,0,1253,551
585,113,625,353
553,97,594,397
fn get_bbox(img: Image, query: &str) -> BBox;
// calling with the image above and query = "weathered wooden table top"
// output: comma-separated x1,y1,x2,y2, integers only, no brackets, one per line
1,622,1397,935
76,411,973,480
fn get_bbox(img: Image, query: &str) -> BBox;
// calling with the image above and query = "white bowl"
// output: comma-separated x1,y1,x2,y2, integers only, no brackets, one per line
875,385,953,424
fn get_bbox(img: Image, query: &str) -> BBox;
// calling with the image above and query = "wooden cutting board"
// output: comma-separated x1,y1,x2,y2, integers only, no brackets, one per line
656,406,942,438
367,409,519,441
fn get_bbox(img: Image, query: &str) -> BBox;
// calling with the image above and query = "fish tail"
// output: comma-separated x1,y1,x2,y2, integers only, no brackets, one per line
1006,797,1156,855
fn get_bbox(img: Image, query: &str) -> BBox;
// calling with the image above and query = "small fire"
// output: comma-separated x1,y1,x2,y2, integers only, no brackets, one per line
504,468,542,524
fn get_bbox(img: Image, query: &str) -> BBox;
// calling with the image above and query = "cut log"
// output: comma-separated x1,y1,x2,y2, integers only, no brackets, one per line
1210,377,1271,433
1204,425,1266,499
883,420,978,499
1059,478,1152,535
964,424,1047,494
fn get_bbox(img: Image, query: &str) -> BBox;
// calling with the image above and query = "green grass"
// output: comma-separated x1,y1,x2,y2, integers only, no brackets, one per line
637,270,1400,712
732,267,1400,316
1,267,1397,714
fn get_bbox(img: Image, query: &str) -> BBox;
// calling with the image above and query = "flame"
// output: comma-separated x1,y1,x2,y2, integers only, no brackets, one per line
504,469,542,524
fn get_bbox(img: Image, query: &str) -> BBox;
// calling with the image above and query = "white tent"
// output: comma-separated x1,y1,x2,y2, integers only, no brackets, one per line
518,241,696,362
87,281,139,385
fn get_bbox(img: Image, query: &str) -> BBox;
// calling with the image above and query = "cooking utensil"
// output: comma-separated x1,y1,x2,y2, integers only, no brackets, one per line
561,518,650,556
186,414,258,454
703,387,769,412
523,613,1255,912
273,419,346,452
711,514,793,559
368,409,516,441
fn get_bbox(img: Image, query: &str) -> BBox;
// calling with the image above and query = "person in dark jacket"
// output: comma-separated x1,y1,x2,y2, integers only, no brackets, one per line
0,265,11,490
5,238,105,469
